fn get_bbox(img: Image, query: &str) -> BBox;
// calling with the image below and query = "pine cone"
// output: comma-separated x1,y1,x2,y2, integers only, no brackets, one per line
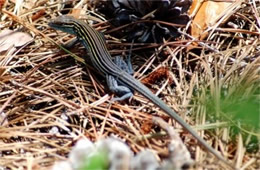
95,0,191,43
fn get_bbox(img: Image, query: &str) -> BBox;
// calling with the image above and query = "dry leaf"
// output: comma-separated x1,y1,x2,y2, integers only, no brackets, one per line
0,29,33,52
141,67,173,86
31,9,46,21
189,0,236,40
141,120,153,134
0,0,6,10
70,8,82,19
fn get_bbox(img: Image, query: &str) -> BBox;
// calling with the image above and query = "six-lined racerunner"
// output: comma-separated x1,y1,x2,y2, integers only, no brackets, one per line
48,15,233,168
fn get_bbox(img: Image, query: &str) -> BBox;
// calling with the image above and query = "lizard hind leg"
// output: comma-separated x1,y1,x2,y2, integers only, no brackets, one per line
106,75,133,102
107,54,134,101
